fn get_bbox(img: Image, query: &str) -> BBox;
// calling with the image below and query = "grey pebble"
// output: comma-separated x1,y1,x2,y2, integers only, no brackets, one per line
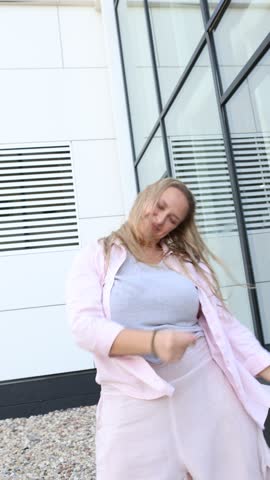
0,405,97,479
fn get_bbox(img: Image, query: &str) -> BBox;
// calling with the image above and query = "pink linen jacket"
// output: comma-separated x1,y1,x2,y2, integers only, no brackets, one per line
66,239,270,429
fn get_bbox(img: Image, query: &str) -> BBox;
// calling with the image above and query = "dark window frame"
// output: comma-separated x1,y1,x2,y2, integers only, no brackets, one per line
115,0,270,346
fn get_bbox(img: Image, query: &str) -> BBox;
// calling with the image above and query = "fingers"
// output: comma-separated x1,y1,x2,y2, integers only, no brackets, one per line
153,330,198,363
190,334,197,345
179,332,197,346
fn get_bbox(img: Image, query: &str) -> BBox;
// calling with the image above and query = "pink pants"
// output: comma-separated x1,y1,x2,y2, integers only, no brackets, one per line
95,337,270,479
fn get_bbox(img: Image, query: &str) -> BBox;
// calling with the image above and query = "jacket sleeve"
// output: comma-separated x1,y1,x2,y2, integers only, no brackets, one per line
199,261,270,377
66,241,124,356
218,306,270,377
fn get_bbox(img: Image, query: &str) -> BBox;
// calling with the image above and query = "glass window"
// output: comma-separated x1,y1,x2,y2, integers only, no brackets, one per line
165,47,254,331
117,1,159,155
149,1,204,105
226,49,270,342
214,0,270,90
208,1,221,15
137,128,167,191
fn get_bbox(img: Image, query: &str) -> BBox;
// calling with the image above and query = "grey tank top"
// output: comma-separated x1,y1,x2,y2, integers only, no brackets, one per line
110,252,204,364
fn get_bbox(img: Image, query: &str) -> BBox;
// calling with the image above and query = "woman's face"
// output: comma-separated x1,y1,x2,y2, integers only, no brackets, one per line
138,187,190,244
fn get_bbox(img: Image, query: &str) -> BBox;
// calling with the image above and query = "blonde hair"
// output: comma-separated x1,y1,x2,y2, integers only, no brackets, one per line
101,178,225,302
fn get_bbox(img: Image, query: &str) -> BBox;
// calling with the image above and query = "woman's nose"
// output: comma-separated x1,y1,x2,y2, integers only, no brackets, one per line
154,215,164,226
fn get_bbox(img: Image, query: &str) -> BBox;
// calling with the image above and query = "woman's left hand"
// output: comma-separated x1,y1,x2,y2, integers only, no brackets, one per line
257,366,270,382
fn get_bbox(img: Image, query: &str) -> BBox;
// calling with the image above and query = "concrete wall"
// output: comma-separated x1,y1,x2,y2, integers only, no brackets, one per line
0,3,136,381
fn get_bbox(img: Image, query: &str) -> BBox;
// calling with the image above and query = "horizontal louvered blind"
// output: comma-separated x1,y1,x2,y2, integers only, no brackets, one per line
171,136,236,235
0,143,79,253
170,133,270,235
233,133,270,232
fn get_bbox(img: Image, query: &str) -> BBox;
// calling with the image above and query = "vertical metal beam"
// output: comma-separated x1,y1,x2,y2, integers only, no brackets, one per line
143,0,172,177
114,5,139,192
200,0,265,344
206,0,231,32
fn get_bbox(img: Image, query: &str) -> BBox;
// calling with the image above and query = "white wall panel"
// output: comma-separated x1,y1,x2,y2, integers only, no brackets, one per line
72,140,124,218
59,7,106,67
0,2,131,381
0,305,94,381
79,216,125,247
0,69,114,144
0,249,77,310
0,6,62,68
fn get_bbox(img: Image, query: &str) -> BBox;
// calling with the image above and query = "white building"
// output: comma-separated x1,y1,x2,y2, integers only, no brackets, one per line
0,0,137,417
0,0,269,418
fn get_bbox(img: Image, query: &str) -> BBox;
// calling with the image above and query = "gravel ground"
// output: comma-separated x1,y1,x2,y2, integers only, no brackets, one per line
0,405,97,480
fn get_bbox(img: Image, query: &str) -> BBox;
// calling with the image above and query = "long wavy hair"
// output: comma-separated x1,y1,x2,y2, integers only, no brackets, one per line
101,178,225,302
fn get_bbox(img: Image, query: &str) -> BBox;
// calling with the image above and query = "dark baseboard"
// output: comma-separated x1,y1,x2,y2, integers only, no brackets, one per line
1,371,270,449
0,369,100,420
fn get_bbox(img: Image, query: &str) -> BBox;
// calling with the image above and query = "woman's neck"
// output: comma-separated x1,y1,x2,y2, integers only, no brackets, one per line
139,238,162,250
138,242,164,264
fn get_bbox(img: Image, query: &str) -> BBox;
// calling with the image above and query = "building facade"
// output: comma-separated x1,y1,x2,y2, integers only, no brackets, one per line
115,0,270,346
0,0,137,417
0,0,269,418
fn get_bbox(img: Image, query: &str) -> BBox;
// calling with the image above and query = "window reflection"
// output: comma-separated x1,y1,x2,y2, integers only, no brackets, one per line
115,0,268,341
208,1,221,15
117,1,159,155
149,1,204,105
137,128,167,190
214,0,270,90
165,48,254,331
226,49,270,342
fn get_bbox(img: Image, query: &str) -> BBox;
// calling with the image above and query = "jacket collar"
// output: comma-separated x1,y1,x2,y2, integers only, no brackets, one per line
112,237,173,256
111,236,206,290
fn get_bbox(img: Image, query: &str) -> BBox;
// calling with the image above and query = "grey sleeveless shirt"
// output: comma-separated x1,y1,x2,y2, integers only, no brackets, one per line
110,252,204,364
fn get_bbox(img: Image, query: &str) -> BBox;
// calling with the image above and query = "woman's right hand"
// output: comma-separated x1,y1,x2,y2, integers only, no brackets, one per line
152,330,197,363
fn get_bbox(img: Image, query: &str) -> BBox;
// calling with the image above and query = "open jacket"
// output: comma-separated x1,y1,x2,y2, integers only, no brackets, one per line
66,239,270,429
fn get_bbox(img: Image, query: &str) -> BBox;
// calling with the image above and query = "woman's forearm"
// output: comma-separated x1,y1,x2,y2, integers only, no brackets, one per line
109,329,197,363
109,329,153,357
256,365,270,382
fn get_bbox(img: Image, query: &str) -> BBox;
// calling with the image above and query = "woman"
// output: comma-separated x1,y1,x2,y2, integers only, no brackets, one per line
66,178,270,480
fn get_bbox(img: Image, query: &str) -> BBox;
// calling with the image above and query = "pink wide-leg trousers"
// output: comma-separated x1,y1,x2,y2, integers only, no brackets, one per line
95,337,270,479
